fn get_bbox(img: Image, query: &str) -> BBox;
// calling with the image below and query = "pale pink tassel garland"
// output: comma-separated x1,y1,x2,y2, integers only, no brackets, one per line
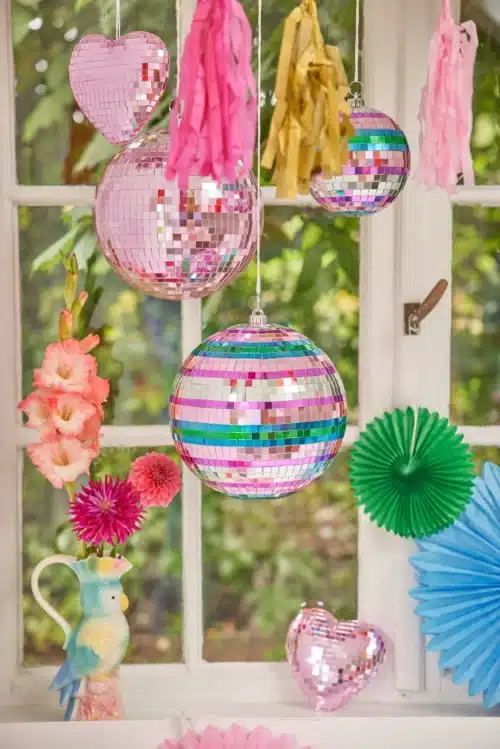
166,0,256,187
416,0,478,193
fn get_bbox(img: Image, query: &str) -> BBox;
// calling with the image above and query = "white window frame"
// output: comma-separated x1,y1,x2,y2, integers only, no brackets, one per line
1,0,500,744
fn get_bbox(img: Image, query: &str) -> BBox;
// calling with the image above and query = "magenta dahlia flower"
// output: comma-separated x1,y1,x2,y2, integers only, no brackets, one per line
69,476,144,545
128,452,181,508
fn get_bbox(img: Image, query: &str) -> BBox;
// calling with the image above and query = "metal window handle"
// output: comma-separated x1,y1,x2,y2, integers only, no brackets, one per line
404,279,449,336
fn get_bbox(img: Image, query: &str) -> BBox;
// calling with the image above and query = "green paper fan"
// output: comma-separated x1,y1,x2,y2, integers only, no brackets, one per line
349,407,475,538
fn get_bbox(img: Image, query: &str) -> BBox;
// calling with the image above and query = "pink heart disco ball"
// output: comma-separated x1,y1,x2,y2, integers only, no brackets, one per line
310,103,410,216
169,314,347,498
94,129,261,300
286,602,387,711
69,32,169,145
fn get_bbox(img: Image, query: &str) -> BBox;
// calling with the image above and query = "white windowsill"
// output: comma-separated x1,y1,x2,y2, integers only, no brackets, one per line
0,702,498,749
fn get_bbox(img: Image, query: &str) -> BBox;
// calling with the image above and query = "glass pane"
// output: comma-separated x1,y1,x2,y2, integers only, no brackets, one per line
472,446,500,469
20,206,180,425
202,452,356,662
451,206,500,425
203,206,359,419
463,1,500,185
23,446,182,665
13,0,177,185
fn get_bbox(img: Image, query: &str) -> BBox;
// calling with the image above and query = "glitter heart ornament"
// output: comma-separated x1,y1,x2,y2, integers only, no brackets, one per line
69,32,169,144
286,603,387,711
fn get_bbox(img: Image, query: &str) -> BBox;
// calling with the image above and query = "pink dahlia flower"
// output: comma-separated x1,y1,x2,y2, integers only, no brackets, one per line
128,452,181,508
69,477,144,546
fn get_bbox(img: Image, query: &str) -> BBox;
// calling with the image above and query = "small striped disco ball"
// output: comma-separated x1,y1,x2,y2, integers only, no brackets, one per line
310,105,410,216
169,320,347,499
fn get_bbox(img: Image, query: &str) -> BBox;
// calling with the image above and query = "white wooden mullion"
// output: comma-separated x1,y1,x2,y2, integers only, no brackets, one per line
357,0,402,695
176,0,204,671
12,184,500,209
0,0,23,701
394,0,457,694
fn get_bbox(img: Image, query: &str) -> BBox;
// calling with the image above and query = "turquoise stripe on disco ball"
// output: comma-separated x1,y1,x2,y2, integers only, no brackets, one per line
349,142,409,152
172,432,344,448
171,417,345,433
410,461,500,709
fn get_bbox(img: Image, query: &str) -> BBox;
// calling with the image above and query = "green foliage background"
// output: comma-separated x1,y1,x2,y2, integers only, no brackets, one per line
14,0,500,664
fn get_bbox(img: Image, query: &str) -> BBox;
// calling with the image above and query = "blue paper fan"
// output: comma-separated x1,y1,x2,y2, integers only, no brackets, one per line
410,462,500,708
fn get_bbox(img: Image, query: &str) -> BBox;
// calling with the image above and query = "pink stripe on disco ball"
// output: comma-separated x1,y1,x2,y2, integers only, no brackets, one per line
209,328,305,342
187,454,333,467
205,480,313,490
175,441,341,460
179,366,335,379
183,354,335,373
172,404,344,424
170,394,343,408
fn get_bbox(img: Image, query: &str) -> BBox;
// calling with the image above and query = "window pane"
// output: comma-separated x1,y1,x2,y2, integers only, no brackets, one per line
202,452,356,662
472,446,500,469
451,206,500,424
23,446,182,665
203,206,359,419
20,206,180,425
13,0,176,185
463,1,500,185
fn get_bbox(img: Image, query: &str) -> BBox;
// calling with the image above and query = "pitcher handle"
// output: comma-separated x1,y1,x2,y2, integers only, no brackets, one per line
31,554,75,649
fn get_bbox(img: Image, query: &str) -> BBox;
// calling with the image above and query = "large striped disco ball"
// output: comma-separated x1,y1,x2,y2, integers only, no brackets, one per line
169,320,347,499
310,105,410,216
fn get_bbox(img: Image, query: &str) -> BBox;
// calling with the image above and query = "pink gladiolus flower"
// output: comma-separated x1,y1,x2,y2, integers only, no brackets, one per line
87,374,110,406
28,438,95,489
76,333,99,354
80,411,102,453
18,389,57,440
51,392,97,438
128,452,182,508
69,477,144,545
34,341,96,394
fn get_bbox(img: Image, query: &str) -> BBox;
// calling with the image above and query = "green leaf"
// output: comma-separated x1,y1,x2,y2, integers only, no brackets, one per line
74,231,97,270
23,88,73,143
74,131,118,173
31,226,80,274
12,4,32,45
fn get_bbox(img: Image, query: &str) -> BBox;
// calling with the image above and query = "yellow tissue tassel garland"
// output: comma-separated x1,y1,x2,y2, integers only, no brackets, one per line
261,0,354,199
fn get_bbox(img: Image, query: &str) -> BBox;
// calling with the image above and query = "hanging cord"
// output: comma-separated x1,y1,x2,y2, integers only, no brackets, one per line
251,0,264,324
350,0,364,105
115,0,121,38
354,0,360,83
175,0,181,97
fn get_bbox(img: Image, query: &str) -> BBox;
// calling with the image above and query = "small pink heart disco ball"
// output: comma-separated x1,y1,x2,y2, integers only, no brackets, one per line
286,602,387,711
69,32,169,145
94,129,261,301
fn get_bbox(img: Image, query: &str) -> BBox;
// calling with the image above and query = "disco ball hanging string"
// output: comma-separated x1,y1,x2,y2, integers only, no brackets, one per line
310,0,410,216
170,0,348,500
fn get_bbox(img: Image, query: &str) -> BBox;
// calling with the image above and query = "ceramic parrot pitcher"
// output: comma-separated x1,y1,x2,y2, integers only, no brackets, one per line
31,554,132,721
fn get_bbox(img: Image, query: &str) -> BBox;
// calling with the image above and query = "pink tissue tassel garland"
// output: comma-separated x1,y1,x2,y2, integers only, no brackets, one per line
416,0,478,193
166,0,256,187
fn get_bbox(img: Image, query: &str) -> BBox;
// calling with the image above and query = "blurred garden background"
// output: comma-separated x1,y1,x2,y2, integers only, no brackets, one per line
12,0,499,664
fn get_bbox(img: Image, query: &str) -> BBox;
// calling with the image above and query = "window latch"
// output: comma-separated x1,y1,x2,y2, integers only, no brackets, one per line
404,279,449,336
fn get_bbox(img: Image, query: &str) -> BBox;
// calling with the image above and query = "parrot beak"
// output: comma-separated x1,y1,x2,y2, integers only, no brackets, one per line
120,593,129,612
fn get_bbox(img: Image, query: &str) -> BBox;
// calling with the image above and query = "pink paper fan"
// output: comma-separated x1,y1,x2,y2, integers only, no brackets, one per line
158,726,310,749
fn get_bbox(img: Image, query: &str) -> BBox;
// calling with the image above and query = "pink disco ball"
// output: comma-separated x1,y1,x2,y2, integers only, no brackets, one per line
310,103,410,216
94,129,261,300
169,313,347,499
